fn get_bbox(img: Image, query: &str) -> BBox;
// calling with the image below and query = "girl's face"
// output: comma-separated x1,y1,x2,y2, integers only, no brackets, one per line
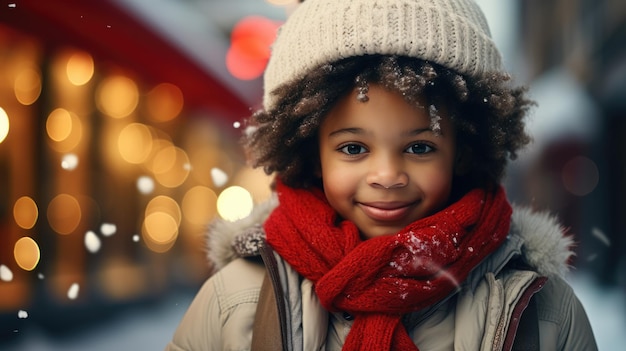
318,84,457,239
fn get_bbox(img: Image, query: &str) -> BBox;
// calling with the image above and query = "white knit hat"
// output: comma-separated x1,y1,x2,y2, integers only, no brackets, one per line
263,0,503,111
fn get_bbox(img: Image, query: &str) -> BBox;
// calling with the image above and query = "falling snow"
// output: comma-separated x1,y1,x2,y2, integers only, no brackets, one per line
67,283,80,300
61,153,79,170
17,310,28,319
133,234,140,242
100,223,117,236
0,264,13,282
428,105,442,134
586,254,598,262
591,227,611,247
233,121,241,129
84,230,101,253
211,167,229,187
137,176,155,194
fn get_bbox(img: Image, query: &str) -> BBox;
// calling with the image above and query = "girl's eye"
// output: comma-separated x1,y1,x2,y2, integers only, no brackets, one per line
406,143,434,154
339,144,367,155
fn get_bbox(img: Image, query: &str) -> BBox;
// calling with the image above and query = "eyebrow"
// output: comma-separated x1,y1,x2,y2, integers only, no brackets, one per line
327,127,434,138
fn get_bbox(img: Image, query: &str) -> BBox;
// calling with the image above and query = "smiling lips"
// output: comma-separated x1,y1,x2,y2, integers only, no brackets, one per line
357,201,414,222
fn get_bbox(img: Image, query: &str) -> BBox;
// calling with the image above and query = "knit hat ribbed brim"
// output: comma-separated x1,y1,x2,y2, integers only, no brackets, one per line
263,0,503,111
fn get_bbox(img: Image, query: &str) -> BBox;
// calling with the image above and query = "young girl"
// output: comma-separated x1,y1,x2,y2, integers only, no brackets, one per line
166,0,598,350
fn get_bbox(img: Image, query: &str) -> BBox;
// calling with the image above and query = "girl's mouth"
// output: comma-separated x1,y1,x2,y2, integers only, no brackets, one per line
357,201,413,222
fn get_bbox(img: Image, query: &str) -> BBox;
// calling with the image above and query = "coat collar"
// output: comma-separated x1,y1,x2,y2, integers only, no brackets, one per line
465,205,574,291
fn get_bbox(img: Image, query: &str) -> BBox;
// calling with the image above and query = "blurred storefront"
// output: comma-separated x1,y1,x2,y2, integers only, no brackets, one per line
0,0,281,342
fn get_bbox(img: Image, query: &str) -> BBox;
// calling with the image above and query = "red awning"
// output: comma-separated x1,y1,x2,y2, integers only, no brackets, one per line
0,0,251,123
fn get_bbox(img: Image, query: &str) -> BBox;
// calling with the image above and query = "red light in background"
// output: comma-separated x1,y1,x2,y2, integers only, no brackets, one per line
226,16,281,81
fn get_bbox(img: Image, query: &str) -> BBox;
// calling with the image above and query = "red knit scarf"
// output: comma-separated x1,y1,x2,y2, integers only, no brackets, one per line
264,180,512,351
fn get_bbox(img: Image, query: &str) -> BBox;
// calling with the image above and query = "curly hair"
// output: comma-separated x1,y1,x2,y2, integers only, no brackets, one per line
244,55,533,191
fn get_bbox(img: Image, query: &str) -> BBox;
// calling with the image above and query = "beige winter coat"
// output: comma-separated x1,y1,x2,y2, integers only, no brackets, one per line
166,202,597,351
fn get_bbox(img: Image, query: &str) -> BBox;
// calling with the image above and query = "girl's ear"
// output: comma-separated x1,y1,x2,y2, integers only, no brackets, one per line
454,146,472,176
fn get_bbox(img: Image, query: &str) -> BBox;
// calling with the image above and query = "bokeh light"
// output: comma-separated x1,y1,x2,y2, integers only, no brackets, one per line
13,196,38,229
96,75,139,118
145,83,184,123
46,108,72,142
562,156,600,196
0,106,9,144
14,237,41,271
143,195,181,253
152,146,190,188
143,212,178,244
145,195,181,226
226,16,280,80
14,66,42,105
47,194,82,235
66,51,94,86
46,108,83,152
217,186,253,221
142,212,178,253
118,123,153,164
182,186,218,226
147,139,175,174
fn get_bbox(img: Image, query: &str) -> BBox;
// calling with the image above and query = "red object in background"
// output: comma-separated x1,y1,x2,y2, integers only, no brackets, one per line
226,16,281,81
0,0,250,124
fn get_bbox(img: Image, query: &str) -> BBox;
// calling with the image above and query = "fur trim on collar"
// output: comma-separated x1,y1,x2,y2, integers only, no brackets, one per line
205,197,574,278
207,194,278,272
511,205,574,277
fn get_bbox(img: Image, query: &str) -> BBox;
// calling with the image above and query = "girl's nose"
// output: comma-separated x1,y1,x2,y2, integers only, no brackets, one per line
366,155,408,189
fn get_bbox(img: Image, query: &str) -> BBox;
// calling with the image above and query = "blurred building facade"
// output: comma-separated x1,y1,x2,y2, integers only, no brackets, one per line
0,0,279,342
515,0,626,286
